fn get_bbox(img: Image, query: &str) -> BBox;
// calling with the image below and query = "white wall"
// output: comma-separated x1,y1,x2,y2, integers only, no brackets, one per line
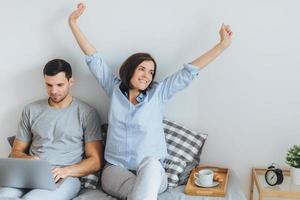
1,0,300,196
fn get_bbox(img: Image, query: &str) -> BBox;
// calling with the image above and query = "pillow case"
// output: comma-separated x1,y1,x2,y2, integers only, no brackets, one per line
162,119,207,188
80,173,99,189
7,136,14,146
7,136,99,189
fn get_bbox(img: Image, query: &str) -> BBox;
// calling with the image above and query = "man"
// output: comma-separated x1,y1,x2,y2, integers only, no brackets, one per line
0,59,103,199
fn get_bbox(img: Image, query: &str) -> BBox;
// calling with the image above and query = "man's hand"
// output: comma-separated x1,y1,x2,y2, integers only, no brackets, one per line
69,3,86,24
52,167,70,183
29,156,40,160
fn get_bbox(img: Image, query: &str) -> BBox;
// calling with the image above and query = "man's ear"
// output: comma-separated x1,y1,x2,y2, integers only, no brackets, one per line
69,77,74,86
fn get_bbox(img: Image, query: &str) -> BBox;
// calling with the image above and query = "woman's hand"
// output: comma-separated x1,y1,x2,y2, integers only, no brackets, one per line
69,3,86,24
219,24,233,49
68,2,97,55
190,24,233,69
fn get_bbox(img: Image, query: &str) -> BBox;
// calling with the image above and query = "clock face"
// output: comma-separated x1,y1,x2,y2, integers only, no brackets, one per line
265,170,278,186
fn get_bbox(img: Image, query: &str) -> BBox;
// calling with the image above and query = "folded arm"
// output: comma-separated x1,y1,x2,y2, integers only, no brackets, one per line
11,139,39,160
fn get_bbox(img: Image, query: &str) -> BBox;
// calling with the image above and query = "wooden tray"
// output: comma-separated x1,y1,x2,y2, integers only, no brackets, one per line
184,165,229,197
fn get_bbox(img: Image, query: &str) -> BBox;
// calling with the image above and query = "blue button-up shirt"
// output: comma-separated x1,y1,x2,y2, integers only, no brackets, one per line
86,53,200,170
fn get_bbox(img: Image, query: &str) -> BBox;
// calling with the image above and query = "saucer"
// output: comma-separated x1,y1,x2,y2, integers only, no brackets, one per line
194,179,219,188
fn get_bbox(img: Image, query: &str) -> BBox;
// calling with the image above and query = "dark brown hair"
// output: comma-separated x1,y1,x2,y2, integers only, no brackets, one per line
119,53,157,90
43,59,72,80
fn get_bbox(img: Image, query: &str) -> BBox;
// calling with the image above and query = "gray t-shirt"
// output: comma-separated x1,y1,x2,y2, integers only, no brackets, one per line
16,98,102,166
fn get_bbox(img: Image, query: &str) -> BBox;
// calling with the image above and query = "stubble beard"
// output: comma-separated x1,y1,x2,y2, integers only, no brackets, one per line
49,93,69,104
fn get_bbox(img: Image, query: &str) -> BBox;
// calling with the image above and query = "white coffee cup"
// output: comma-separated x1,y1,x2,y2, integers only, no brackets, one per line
194,169,214,186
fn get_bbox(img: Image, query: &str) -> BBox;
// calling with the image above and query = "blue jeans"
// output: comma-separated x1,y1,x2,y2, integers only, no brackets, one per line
0,177,80,200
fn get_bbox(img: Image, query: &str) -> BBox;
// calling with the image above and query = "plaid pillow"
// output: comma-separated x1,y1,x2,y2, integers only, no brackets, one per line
7,136,99,189
80,173,99,189
7,136,15,147
162,119,207,188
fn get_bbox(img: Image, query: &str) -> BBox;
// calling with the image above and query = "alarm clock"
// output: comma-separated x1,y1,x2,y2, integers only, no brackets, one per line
265,163,284,186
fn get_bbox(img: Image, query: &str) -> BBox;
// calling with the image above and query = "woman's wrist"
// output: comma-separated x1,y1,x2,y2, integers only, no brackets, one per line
218,41,229,51
68,18,77,26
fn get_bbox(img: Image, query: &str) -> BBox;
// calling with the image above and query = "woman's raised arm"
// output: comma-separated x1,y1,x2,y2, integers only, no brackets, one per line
69,3,97,56
191,24,233,69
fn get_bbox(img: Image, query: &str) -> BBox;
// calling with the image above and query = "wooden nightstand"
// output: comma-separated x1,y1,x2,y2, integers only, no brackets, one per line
250,168,300,200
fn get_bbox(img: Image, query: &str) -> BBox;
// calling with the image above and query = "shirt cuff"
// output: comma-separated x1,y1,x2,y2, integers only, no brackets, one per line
183,63,200,76
85,52,101,63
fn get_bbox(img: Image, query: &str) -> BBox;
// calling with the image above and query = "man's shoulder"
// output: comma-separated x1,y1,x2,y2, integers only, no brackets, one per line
72,97,98,114
23,99,48,111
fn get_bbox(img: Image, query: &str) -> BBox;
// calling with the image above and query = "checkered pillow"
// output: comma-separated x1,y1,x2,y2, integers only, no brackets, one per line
162,119,207,188
7,135,99,189
80,173,99,189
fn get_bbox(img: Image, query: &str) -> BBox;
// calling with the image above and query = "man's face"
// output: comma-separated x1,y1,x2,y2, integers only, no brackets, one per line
44,72,73,104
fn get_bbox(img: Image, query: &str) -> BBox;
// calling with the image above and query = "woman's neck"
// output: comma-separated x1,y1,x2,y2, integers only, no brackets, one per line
129,89,140,105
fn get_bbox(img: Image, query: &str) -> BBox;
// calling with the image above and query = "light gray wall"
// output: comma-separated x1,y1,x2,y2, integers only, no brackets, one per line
1,0,299,196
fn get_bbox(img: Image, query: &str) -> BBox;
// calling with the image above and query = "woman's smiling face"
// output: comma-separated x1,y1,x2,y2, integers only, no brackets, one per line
130,60,155,91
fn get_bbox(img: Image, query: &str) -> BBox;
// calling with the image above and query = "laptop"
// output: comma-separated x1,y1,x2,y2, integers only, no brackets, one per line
0,158,57,190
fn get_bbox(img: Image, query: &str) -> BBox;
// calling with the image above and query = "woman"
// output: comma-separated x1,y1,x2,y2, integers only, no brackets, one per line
69,3,232,200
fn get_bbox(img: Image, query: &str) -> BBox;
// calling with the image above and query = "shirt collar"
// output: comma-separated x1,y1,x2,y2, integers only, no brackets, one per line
119,82,147,103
